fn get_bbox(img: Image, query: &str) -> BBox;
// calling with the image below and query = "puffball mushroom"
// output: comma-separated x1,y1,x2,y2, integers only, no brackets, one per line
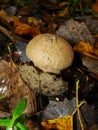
25,33,74,96
26,33,74,74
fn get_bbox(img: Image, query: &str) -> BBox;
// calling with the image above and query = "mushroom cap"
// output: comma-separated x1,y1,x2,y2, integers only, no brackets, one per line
26,33,74,74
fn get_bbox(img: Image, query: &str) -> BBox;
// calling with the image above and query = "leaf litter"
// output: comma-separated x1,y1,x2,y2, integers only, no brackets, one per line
0,1,98,130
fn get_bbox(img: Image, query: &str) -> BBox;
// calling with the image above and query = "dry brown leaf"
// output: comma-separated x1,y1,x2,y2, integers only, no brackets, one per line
13,18,32,35
92,1,98,13
13,17,41,37
74,41,98,77
0,9,13,25
0,10,41,37
74,41,98,59
0,60,37,116
25,119,35,130
81,55,98,77
0,9,7,16
41,115,73,130
93,42,98,57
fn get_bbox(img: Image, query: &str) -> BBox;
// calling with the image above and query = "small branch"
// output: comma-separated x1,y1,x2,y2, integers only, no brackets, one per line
72,100,86,116
0,25,14,42
76,80,85,130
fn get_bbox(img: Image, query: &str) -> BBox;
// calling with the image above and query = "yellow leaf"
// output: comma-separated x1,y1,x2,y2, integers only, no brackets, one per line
74,41,98,59
41,115,73,130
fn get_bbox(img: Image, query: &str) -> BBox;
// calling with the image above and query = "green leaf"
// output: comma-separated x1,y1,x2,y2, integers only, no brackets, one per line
0,118,11,127
12,98,27,120
16,122,29,130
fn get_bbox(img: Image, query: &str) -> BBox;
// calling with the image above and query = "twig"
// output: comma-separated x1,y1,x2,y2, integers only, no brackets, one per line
0,25,14,42
76,80,85,130
72,100,86,116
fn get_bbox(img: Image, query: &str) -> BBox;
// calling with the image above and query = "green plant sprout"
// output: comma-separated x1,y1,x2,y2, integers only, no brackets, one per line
0,98,29,130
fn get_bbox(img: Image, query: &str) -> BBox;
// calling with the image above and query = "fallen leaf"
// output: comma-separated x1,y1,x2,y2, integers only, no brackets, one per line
0,10,41,37
74,41,98,76
41,115,73,130
74,41,98,59
0,60,37,116
56,19,95,45
81,55,98,76
25,119,35,130
41,98,76,121
13,17,41,37
93,42,98,57
92,1,98,13
13,18,32,34
0,9,7,16
0,9,13,25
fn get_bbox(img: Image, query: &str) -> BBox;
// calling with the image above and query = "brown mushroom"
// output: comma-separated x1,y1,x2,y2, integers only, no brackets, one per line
26,33,74,74
23,33,74,96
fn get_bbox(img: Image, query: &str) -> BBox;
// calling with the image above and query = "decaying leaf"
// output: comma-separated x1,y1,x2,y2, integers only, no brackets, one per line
92,0,98,14
74,41,98,76
41,98,76,121
0,9,13,25
74,41,98,59
0,60,37,116
13,17,41,37
56,19,95,45
0,10,41,37
41,115,73,130
81,55,98,76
